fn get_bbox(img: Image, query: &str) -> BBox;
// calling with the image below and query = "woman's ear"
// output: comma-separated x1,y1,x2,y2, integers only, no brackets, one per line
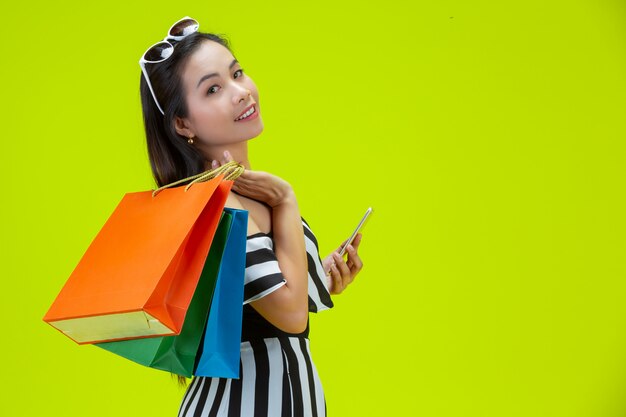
174,116,193,138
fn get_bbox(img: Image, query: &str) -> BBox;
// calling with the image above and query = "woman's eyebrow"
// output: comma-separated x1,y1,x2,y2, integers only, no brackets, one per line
196,59,239,89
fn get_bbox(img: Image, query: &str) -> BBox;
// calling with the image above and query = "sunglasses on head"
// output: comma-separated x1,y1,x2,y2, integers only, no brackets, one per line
139,16,200,115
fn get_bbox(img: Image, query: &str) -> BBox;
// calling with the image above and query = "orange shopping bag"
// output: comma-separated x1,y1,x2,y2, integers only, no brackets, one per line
43,162,244,345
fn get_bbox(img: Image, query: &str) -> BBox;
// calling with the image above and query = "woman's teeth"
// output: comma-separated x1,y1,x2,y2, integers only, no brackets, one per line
236,106,255,121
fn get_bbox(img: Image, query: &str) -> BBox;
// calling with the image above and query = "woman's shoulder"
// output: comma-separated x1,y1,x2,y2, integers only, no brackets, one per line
225,192,272,236
245,217,313,242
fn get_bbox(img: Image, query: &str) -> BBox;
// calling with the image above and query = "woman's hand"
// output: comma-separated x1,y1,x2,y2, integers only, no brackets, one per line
212,151,294,208
322,233,364,295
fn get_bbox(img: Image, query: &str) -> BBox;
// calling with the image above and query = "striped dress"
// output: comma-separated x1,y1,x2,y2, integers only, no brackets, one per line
178,217,334,417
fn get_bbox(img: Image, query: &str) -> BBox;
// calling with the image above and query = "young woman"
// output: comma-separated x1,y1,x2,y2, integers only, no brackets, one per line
138,17,364,417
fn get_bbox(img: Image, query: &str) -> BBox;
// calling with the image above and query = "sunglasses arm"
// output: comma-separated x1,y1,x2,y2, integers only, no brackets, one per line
139,60,166,115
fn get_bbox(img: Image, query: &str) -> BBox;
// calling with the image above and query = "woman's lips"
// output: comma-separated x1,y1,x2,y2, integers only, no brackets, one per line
234,105,259,122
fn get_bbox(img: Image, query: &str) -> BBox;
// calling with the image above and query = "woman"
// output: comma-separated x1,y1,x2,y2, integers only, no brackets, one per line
138,17,364,417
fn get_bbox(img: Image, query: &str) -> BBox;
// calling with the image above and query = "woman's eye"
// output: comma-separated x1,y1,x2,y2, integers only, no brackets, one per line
207,69,244,95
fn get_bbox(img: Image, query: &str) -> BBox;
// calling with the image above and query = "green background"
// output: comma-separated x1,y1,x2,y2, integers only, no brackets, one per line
1,0,625,415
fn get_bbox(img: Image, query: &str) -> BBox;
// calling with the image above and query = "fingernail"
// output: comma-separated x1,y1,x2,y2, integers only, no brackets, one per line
224,150,230,159
348,245,354,252
212,160,218,168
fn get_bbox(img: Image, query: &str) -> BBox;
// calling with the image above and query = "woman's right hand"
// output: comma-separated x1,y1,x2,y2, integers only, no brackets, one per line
212,151,295,208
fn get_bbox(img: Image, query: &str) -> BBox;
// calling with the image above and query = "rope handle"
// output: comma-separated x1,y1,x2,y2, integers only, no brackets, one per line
152,161,245,197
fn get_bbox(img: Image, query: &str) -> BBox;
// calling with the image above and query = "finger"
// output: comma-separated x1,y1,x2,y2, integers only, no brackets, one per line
330,263,343,294
336,232,362,254
346,257,354,269
234,169,257,182
336,239,349,253
348,247,363,276
333,252,352,281
322,256,334,276
328,262,343,294
352,233,363,251
232,180,251,192
346,245,363,275
234,173,252,183
231,179,246,191
232,181,258,199
230,182,247,197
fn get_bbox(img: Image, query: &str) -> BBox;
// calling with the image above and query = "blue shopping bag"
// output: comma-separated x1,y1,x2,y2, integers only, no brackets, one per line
194,207,247,378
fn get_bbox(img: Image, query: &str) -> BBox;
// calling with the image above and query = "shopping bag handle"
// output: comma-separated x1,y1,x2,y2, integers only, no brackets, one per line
152,161,245,197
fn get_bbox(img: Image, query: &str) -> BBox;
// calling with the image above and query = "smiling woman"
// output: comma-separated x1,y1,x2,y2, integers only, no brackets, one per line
139,20,263,187
137,16,364,417
171,41,263,161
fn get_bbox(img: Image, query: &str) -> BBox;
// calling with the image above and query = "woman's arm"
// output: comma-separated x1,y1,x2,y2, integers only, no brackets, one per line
249,193,309,333
219,155,309,333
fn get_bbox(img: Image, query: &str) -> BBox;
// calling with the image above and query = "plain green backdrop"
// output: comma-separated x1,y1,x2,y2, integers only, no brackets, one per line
1,0,625,416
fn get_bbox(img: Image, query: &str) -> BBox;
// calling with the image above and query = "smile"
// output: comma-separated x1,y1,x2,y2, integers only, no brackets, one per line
235,106,258,122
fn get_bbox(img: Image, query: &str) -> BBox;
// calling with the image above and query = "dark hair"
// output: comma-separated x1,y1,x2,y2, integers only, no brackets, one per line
139,31,234,188
139,31,234,387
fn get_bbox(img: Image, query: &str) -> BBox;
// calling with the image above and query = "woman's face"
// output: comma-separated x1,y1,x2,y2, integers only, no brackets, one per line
175,40,263,146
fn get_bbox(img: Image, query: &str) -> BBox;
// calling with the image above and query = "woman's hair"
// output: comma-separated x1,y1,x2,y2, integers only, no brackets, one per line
139,31,234,188
140,31,234,388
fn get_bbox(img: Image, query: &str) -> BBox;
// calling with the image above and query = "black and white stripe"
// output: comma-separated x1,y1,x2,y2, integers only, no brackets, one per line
178,338,326,417
243,235,287,304
301,219,334,313
178,218,332,417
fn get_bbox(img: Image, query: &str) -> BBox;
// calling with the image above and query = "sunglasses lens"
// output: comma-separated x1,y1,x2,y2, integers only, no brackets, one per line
170,18,199,38
144,41,174,62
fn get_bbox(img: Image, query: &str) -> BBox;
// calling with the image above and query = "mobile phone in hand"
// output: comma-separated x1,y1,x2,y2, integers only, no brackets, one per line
338,207,373,257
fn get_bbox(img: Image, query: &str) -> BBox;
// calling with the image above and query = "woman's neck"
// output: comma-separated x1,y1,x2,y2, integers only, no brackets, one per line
199,141,251,170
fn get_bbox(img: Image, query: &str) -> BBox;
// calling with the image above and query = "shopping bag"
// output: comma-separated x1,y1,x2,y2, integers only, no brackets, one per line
194,207,248,379
43,162,244,344
94,210,234,377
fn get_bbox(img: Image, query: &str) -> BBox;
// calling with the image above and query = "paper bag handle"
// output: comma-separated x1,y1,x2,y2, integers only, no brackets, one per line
152,161,245,197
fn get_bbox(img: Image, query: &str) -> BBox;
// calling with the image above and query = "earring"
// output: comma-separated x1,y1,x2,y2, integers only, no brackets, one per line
188,135,194,144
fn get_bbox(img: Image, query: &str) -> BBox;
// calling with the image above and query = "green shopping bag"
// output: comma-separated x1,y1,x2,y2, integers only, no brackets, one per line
94,210,233,377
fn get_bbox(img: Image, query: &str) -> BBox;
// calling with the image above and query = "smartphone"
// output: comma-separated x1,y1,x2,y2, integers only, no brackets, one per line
338,207,373,257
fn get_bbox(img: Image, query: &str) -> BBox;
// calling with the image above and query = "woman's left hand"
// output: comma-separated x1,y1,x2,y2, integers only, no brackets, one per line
322,233,364,295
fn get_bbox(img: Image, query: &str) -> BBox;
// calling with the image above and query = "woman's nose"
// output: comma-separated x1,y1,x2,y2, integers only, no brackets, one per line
233,86,252,104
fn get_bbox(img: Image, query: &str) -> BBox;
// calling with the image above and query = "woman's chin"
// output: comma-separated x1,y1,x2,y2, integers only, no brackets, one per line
246,118,264,137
